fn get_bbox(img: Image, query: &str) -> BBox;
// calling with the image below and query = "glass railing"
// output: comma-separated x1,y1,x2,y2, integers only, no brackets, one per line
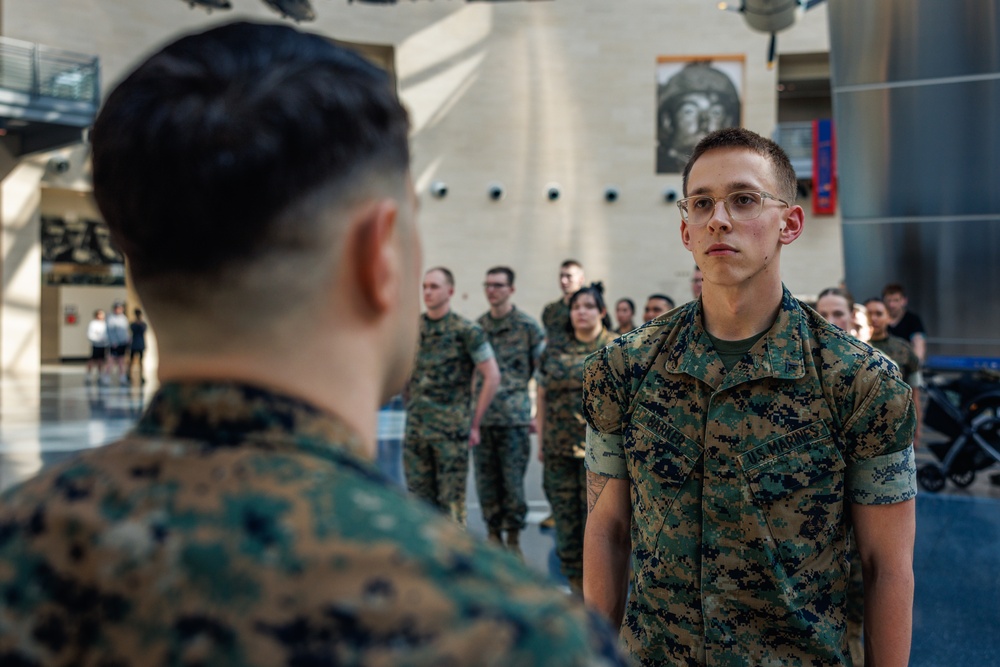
0,36,99,105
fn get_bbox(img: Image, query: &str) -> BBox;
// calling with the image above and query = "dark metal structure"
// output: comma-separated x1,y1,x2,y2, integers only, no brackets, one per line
829,0,1000,364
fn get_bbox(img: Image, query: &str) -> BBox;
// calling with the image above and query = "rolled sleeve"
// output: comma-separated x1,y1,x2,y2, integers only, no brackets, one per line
847,446,917,505
585,426,627,478
471,342,495,365
583,343,630,479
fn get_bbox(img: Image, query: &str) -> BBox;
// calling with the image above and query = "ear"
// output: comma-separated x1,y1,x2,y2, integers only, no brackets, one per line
680,220,693,251
349,199,400,317
779,205,805,245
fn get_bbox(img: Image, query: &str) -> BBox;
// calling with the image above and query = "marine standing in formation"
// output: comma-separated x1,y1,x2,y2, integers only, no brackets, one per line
538,284,615,594
584,127,918,666
541,259,586,352
0,22,629,666
405,266,500,525
473,266,545,555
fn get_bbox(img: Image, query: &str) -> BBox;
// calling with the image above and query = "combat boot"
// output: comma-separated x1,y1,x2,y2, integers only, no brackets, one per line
487,529,503,546
505,529,523,559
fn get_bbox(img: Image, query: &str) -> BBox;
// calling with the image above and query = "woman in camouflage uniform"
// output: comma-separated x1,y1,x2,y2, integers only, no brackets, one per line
538,284,615,593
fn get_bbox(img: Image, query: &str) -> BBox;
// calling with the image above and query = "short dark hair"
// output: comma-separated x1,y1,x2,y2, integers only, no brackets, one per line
615,297,635,313
561,259,583,270
682,127,797,202
647,293,675,309
133,308,143,318
864,297,885,308
427,266,455,287
882,283,906,298
91,21,409,292
486,266,515,286
818,287,855,310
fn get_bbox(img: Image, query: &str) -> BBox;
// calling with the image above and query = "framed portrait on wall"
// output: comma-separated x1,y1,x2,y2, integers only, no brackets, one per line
656,55,744,174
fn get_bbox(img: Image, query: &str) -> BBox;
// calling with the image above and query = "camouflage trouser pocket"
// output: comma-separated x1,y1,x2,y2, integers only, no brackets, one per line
740,422,846,574
625,405,701,534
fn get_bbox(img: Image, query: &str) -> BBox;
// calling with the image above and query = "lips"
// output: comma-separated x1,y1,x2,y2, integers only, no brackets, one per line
707,243,737,256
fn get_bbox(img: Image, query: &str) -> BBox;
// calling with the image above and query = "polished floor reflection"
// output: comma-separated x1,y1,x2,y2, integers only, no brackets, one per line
1,365,998,664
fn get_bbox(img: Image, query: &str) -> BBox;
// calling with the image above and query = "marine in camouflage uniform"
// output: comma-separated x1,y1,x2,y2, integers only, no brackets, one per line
540,327,616,588
542,298,572,352
584,287,917,666
405,310,495,525
542,260,586,354
0,382,630,667
474,304,545,548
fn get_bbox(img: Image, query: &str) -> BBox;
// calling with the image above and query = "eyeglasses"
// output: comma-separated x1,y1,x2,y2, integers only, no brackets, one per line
484,282,511,290
676,190,789,226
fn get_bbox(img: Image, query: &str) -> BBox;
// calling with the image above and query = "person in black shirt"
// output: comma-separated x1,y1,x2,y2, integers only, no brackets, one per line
882,283,926,363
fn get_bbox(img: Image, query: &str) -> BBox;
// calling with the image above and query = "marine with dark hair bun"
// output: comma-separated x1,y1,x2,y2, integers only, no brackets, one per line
538,283,614,593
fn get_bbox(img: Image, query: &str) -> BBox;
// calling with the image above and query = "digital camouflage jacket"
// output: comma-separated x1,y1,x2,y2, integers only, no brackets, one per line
0,382,629,667
584,287,916,666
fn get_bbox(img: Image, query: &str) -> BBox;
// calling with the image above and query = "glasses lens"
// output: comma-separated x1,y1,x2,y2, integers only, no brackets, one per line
684,196,716,224
725,191,763,220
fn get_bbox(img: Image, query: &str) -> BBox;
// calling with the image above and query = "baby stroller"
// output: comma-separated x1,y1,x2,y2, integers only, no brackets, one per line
917,370,1000,492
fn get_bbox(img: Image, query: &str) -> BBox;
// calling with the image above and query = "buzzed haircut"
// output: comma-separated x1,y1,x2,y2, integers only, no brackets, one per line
486,266,515,286
616,297,635,312
561,259,583,270
682,127,798,202
882,283,906,298
91,21,410,289
428,266,455,286
864,296,885,307
648,293,675,309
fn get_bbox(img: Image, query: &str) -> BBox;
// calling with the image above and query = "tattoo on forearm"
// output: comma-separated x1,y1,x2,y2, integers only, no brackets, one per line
587,473,609,514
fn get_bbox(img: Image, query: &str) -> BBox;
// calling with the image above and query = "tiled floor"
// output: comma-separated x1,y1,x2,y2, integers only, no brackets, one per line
2,364,998,665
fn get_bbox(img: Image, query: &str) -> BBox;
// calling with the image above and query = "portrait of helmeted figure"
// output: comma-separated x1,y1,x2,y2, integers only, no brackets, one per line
656,57,743,174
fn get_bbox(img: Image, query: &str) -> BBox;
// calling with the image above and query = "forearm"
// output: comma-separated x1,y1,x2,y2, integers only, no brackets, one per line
862,560,914,666
472,373,499,428
854,499,916,667
583,522,630,627
583,473,631,628
912,335,926,364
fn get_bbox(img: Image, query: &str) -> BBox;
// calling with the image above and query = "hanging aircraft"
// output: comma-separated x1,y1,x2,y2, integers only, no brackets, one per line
719,0,827,67
180,0,233,11
262,0,317,21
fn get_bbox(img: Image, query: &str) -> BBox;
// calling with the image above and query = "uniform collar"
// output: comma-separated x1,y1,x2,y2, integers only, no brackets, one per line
135,381,370,462
664,286,806,388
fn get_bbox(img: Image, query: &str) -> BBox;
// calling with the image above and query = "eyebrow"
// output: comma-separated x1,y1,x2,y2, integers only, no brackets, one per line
688,181,761,196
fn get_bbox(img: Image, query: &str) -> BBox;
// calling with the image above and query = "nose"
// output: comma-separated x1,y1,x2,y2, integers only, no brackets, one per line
706,199,733,232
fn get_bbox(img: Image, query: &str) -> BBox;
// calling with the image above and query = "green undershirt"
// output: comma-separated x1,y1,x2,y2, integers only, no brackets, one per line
706,330,767,372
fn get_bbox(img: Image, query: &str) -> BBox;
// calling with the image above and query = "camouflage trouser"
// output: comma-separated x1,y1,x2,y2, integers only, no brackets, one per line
542,454,587,579
404,436,469,525
473,426,530,532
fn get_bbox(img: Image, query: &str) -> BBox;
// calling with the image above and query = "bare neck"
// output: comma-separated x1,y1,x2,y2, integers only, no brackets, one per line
701,280,784,341
490,302,514,319
426,303,451,320
156,330,384,455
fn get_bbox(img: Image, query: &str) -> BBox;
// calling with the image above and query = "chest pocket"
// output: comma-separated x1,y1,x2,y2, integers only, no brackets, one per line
739,421,846,574
625,404,702,532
